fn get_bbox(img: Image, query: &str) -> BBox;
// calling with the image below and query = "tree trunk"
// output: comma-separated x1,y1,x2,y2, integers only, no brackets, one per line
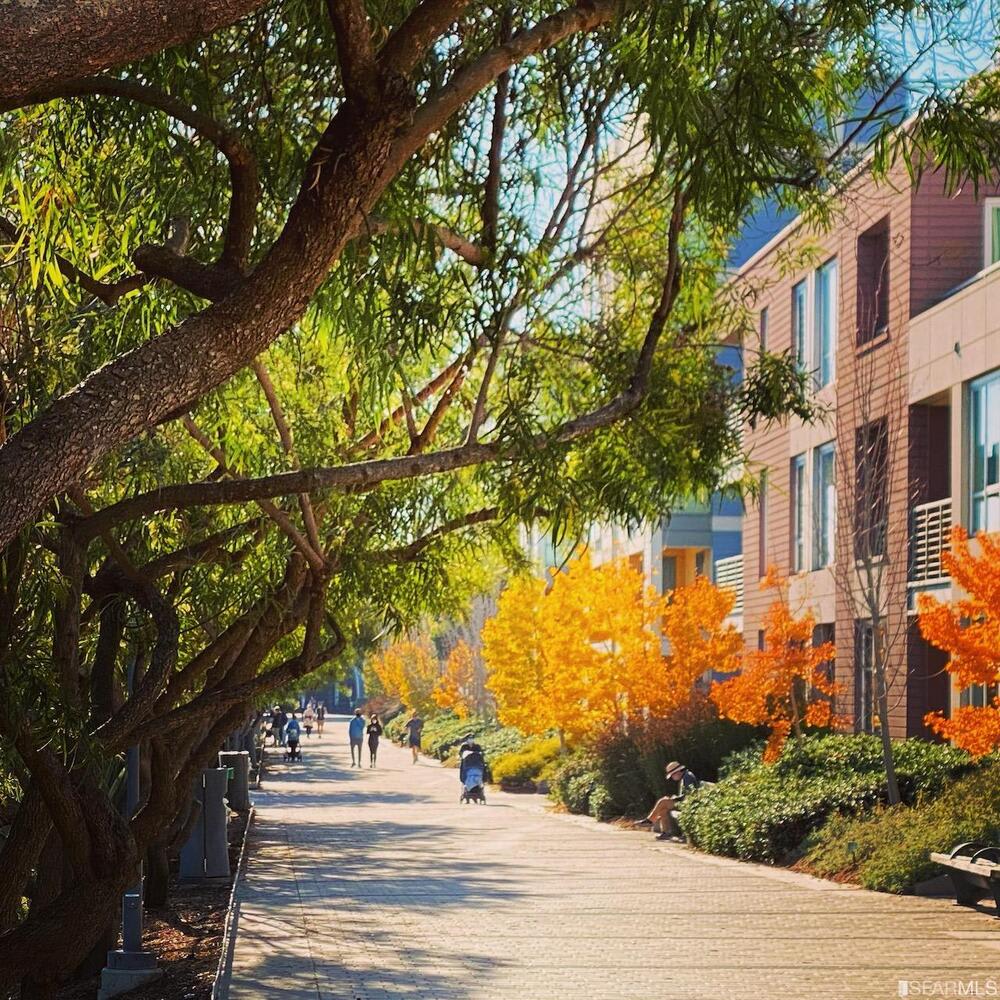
145,839,171,910
873,630,901,805
0,0,270,112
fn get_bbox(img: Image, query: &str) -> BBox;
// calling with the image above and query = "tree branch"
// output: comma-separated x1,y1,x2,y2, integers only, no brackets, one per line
367,507,499,563
379,0,474,76
326,0,378,104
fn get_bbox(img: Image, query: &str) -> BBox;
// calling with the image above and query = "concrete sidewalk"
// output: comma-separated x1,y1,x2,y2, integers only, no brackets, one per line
222,720,1000,999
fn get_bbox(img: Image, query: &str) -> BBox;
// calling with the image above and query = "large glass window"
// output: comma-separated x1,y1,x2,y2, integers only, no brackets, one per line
985,199,1000,268
854,621,875,734
971,370,1000,533
855,418,888,560
813,442,835,569
791,280,807,372
814,259,838,387
759,306,769,351
757,470,769,578
857,218,889,344
791,454,806,572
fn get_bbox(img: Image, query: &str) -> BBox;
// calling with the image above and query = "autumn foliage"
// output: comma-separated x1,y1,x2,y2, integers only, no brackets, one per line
918,527,1000,756
711,569,838,761
482,557,741,745
432,640,477,719
367,635,440,717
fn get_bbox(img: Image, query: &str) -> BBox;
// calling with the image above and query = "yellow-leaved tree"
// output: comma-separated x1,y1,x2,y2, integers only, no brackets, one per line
711,569,838,761
367,635,440,716
433,640,477,718
918,526,1000,756
483,557,741,745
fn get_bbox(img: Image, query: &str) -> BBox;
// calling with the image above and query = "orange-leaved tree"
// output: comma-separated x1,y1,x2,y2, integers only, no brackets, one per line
711,569,838,761
367,634,440,717
433,640,477,719
918,526,1000,756
483,557,740,745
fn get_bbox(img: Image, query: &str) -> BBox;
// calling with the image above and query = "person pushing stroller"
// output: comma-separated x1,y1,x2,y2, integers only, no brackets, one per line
458,736,487,804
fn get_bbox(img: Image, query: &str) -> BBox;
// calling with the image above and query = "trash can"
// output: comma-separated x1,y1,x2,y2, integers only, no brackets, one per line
179,767,230,879
219,750,252,812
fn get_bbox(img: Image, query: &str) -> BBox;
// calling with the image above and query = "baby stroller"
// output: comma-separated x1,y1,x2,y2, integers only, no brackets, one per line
459,741,487,804
284,738,302,762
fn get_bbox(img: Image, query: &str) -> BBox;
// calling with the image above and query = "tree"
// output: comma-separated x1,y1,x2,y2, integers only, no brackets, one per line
833,334,910,804
712,569,838,762
0,1,993,992
918,526,1000,756
483,558,739,744
433,639,478,718
368,634,440,717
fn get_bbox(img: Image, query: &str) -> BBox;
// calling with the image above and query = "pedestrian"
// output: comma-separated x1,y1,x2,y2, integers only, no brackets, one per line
367,713,383,768
303,702,315,737
273,705,288,746
316,703,326,737
285,712,302,760
404,711,424,764
348,708,365,767
637,761,701,841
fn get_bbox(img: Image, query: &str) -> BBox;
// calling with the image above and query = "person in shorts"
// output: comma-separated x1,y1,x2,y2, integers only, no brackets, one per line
404,713,424,764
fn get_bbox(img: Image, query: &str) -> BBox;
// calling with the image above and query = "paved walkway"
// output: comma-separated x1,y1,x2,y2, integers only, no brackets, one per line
224,721,999,999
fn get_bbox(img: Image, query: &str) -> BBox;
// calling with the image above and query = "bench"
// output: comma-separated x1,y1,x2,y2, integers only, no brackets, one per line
930,842,1000,915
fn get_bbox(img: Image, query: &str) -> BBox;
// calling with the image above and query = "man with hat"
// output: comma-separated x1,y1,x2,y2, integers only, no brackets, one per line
637,760,701,841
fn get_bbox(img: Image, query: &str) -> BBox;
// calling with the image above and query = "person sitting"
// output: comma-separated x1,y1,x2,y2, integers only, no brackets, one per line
637,761,700,841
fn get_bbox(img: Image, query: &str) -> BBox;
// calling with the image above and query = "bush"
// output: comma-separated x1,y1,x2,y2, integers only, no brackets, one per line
591,697,763,818
491,737,562,786
680,733,973,864
549,751,607,816
801,760,1000,893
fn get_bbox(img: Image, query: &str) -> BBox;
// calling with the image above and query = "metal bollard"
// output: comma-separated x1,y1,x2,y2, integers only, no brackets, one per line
219,750,252,812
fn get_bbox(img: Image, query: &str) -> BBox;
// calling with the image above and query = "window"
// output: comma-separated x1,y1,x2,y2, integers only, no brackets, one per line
984,199,1000,268
758,470,769,578
855,418,888,560
813,623,836,688
854,621,876,734
791,280,807,372
790,260,838,388
759,306,769,351
960,682,999,709
757,630,766,651
662,553,677,593
857,217,889,344
814,259,838,387
812,442,835,569
695,550,707,577
790,454,806,572
971,370,1000,533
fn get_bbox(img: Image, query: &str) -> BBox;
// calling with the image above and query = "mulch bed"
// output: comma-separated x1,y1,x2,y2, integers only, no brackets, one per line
56,810,249,1000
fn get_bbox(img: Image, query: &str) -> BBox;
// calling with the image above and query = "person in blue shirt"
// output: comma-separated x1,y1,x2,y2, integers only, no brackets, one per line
284,712,302,759
348,709,365,768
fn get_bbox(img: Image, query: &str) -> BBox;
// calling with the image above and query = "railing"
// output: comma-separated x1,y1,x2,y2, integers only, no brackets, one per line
714,554,744,615
910,498,952,585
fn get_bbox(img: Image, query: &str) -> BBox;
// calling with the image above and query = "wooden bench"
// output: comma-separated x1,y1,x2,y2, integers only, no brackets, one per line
930,842,1000,915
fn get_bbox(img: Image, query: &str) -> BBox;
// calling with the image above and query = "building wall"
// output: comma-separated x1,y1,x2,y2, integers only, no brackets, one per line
733,160,995,736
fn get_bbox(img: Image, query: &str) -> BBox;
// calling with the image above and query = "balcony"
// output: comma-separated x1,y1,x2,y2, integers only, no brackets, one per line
910,498,952,586
714,554,744,615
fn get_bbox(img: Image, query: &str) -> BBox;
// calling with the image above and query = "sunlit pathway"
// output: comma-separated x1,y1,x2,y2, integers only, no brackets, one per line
222,720,1000,999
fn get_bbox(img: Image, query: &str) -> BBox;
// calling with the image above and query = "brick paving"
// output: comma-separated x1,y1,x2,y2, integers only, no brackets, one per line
223,721,999,999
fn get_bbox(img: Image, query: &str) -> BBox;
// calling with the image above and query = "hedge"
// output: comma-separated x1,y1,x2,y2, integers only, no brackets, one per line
801,760,1000,892
679,734,973,863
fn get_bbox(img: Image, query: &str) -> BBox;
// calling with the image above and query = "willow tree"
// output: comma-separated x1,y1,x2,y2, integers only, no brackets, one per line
0,0,996,995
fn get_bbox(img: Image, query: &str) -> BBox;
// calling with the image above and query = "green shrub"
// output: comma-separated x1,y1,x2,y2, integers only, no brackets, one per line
680,734,973,864
491,737,562,785
548,752,602,814
592,698,763,818
802,761,1000,893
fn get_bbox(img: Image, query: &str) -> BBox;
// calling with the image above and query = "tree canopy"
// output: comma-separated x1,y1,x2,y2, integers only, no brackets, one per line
0,0,998,994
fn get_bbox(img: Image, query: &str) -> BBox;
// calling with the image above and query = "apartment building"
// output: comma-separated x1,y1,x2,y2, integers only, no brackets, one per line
731,159,1000,738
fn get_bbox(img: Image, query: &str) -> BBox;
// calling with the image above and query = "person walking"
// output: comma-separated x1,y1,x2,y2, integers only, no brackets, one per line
404,712,424,764
316,703,325,738
273,705,288,747
348,709,365,767
303,702,315,737
366,713,383,768
284,712,302,760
